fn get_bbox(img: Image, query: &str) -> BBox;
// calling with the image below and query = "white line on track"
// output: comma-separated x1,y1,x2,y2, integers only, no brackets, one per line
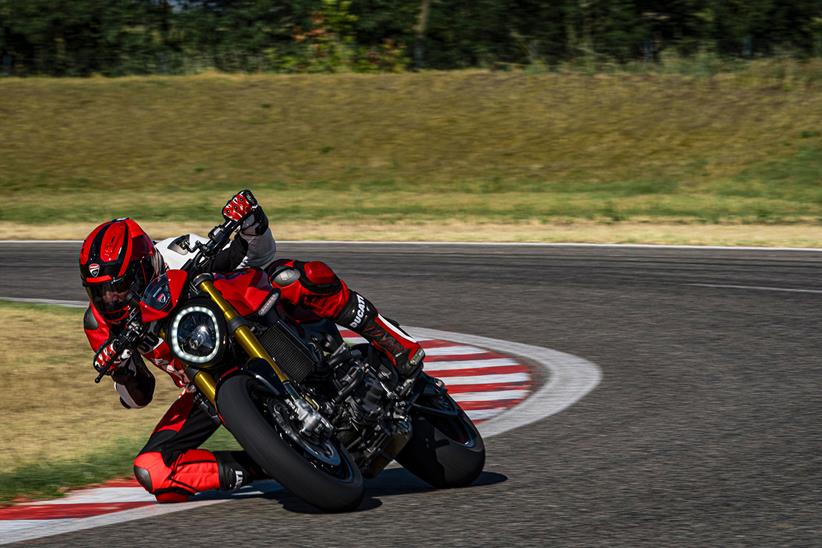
463,407,511,421
28,488,155,505
0,318,601,545
420,345,487,356
423,358,520,371
686,283,822,294
436,372,530,385
451,389,532,402
2,239,821,251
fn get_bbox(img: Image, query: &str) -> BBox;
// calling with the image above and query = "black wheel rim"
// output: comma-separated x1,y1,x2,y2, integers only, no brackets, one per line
420,390,477,446
249,384,357,482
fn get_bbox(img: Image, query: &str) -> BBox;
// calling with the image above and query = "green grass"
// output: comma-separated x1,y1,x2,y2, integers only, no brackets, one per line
0,300,242,504
0,429,240,504
1,67,821,229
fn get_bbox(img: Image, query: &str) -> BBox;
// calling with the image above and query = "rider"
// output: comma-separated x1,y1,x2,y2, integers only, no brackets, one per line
80,190,424,503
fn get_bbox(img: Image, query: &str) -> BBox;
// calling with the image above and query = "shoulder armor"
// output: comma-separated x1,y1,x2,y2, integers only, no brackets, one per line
302,261,337,285
84,307,99,331
298,261,341,293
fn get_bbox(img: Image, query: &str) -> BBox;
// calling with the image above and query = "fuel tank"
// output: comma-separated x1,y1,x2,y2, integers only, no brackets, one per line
212,268,274,316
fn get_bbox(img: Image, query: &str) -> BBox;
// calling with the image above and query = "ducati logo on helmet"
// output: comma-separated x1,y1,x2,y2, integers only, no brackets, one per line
89,263,100,277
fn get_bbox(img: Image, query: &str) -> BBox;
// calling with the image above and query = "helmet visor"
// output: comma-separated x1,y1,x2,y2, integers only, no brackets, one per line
85,277,134,320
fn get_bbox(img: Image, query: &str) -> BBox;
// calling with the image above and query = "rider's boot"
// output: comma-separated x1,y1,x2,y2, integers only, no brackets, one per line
335,290,425,379
215,451,268,490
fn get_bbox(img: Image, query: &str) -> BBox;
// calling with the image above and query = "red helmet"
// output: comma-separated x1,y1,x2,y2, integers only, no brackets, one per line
80,218,163,323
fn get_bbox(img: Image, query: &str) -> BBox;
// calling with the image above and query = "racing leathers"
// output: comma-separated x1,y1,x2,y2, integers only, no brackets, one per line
84,222,424,503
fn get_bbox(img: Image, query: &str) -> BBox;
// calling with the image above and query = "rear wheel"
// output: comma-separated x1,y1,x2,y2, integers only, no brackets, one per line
396,380,485,488
217,374,364,512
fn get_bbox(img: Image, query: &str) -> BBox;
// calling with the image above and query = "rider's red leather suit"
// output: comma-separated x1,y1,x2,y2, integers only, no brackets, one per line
84,235,422,503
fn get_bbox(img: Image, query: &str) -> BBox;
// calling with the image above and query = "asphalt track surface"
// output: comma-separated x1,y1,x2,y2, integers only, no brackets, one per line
3,241,821,546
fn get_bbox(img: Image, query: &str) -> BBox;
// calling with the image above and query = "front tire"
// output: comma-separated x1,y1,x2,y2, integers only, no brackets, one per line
217,374,364,512
396,386,485,488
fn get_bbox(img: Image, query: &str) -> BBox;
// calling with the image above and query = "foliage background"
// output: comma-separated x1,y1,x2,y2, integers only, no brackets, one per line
1,0,821,77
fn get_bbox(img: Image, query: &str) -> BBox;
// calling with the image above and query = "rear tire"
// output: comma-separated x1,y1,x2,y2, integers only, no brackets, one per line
396,389,485,488
217,374,364,512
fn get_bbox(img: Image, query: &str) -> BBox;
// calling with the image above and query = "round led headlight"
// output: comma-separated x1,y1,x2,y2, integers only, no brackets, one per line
169,300,226,367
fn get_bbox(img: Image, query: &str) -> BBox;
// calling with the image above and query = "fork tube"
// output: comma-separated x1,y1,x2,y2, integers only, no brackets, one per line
195,276,290,383
189,369,218,404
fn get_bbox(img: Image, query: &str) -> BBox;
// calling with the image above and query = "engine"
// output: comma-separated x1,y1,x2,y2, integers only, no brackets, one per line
329,353,412,478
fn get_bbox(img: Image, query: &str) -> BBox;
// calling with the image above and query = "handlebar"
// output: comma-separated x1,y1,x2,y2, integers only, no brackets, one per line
93,304,146,383
180,218,241,274
93,195,252,383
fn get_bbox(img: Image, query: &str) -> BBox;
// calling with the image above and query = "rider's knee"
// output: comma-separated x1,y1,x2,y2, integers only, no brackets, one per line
133,452,193,503
133,452,161,493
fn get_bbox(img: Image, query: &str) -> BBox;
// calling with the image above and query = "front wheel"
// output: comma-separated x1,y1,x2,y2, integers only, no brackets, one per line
396,382,485,488
216,374,364,512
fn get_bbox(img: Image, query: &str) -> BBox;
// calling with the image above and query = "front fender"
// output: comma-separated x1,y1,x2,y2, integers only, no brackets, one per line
217,358,287,401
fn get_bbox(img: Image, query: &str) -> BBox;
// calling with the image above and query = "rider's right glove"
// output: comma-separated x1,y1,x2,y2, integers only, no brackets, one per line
93,340,131,375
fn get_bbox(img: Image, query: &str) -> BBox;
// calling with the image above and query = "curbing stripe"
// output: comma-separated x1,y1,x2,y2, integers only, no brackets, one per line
406,327,602,439
0,324,600,544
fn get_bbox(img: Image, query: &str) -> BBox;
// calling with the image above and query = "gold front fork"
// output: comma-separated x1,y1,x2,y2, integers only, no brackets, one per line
196,277,289,384
191,369,218,403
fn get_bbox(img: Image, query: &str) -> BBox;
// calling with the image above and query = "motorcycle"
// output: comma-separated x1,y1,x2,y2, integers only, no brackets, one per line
94,216,485,512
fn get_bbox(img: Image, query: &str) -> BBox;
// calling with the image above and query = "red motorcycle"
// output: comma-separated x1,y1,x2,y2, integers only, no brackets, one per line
95,218,485,511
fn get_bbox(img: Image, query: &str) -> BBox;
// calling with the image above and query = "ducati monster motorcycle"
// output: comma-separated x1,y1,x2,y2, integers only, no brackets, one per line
95,218,485,511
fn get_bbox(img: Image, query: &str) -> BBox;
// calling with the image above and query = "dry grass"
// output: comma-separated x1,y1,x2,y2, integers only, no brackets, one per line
0,303,180,470
2,220,822,247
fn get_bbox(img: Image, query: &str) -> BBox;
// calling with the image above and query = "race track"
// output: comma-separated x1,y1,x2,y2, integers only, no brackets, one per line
2,241,821,546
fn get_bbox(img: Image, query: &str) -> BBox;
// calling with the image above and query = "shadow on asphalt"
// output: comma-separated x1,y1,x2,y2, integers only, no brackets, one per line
258,469,508,514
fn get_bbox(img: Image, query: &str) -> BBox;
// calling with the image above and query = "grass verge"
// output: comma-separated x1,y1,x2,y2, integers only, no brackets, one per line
3,220,822,248
0,300,238,503
0,68,821,237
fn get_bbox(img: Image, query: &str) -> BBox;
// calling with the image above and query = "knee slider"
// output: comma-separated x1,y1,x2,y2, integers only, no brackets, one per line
133,465,153,492
133,452,164,493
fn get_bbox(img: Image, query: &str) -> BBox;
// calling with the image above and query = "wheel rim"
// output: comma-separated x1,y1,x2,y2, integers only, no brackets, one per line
250,385,355,481
421,391,477,447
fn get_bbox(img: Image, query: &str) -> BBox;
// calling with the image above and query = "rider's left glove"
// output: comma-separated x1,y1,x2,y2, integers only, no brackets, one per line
223,190,268,236
222,190,257,223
